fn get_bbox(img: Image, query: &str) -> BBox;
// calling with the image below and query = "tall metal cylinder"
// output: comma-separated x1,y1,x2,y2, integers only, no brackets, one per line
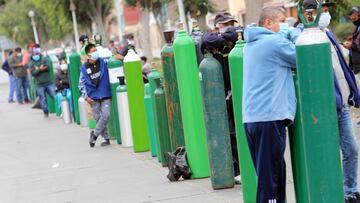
148,69,162,162
154,78,172,167
289,2,344,201
116,76,133,147
173,30,210,178
199,53,234,189
46,56,55,113
144,83,158,157
68,51,81,124
108,56,123,144
124,49,150,152
228,40,257,202
78,97,88,127
61,96,72,124
161,30,185,151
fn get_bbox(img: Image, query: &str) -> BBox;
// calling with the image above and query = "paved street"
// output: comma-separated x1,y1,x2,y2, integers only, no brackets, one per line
1,80,360,203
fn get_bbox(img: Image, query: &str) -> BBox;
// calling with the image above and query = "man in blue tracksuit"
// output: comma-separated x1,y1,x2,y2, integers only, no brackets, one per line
243,7,298,203
79,43,112,147
303,1,360,202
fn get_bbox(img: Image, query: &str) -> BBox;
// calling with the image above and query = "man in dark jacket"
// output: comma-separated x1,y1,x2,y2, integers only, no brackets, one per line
349,7,360,83
1,50,15,103
28,47,56,117
79,43,112,147
9,47,30,104
200,11,241,182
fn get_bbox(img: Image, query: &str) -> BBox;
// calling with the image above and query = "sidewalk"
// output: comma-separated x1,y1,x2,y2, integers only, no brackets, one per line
1,81,359,203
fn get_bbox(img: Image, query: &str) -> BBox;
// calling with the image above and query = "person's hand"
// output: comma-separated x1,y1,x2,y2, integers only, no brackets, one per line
343,41,352,50
85,97,94,105
35,66,40,71
40,64,46,71
59,80,63,84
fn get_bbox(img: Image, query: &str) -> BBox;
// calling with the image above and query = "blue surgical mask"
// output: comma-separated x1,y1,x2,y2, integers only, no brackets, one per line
91,51,99,61
279,23,290,38
319,12,331,30
32,54,40,61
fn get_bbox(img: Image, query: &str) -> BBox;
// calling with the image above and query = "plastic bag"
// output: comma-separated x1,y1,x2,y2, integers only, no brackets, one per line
165,147,192,181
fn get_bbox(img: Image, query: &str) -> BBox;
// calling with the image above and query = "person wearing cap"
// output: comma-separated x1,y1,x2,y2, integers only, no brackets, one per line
303,1,360,202
200,11,241,184
243,7,298,202
348,7,360,82
78,43,112,147
28,47,56,117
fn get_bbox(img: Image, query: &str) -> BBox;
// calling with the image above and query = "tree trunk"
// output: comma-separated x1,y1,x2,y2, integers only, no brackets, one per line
139,7,153,60
244,0,264,26
93,14,109,45
197,14,208,32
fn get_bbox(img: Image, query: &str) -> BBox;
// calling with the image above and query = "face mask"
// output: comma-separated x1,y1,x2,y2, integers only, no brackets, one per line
279,23,290,38
127,40,135,45
60,64,68,71
319,12,331,29
32,55,40,61
219,26,231,34
90,51,99,61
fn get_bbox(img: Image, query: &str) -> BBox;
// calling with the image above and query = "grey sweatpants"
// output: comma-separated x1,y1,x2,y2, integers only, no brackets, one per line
91,99,111,139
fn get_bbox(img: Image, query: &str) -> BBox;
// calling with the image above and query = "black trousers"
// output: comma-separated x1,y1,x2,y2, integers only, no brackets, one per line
244,120,287,203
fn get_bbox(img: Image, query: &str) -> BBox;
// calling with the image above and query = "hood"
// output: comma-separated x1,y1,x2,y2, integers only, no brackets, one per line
244,26,275,43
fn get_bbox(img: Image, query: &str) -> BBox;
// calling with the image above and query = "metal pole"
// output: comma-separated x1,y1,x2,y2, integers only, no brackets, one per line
113,0,125,39
70,0,80,53
31,18,39,44
176,0,188,33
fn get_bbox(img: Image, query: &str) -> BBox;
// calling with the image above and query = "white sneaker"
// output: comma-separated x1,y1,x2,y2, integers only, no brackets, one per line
234,175,241,185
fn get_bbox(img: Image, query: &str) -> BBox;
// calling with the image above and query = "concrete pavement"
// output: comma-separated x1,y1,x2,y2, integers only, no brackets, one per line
1,80,360,203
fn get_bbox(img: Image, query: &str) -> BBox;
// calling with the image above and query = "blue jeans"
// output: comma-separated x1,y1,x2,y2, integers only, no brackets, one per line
8,75,16,102
37,83,56,113
338,105,359,198
15,76,29,103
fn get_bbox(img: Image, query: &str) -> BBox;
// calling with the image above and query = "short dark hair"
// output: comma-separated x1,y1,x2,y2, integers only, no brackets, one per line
140,56,147,62
109,40,114,43
85,43,96,54
14,47,21,52
79,35,89,43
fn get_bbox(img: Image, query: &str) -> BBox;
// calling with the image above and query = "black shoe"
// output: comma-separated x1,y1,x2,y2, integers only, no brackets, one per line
44,112,49,117
89,131,97,148
346,197,357,203
101,139,110,147
354,192,360,203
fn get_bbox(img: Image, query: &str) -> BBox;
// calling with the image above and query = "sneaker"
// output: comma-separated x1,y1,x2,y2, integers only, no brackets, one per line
44,112,49,117
89,131,97,148
354,192,360,203
345,196,358,203
24,99,31,104
101,139,110,147
8,100,15,103
234,175,242,185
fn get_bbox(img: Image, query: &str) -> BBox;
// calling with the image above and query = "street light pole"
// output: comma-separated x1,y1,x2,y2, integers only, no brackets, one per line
176,0,188,33
70,0,80,53
28,10,39,45
113,0,125,40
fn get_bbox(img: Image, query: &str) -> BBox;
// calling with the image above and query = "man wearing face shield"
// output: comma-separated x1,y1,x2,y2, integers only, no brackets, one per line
303,1,360,202
200,11,241,183
78,43,112,148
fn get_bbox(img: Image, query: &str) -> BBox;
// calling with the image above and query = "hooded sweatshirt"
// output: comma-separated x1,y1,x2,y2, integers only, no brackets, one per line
243,26,297,123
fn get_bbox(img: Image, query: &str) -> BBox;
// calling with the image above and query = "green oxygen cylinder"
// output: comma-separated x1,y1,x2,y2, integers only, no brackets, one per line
68,51,81,124
161,30,185,151
144,83,158,157
148,69,162,162
173,30,210,178
199,53,234,189
289,2,344,202
154,77,172,167
107,56,123,143
124,49,150,152
46,56,55,113
228,39,257,202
